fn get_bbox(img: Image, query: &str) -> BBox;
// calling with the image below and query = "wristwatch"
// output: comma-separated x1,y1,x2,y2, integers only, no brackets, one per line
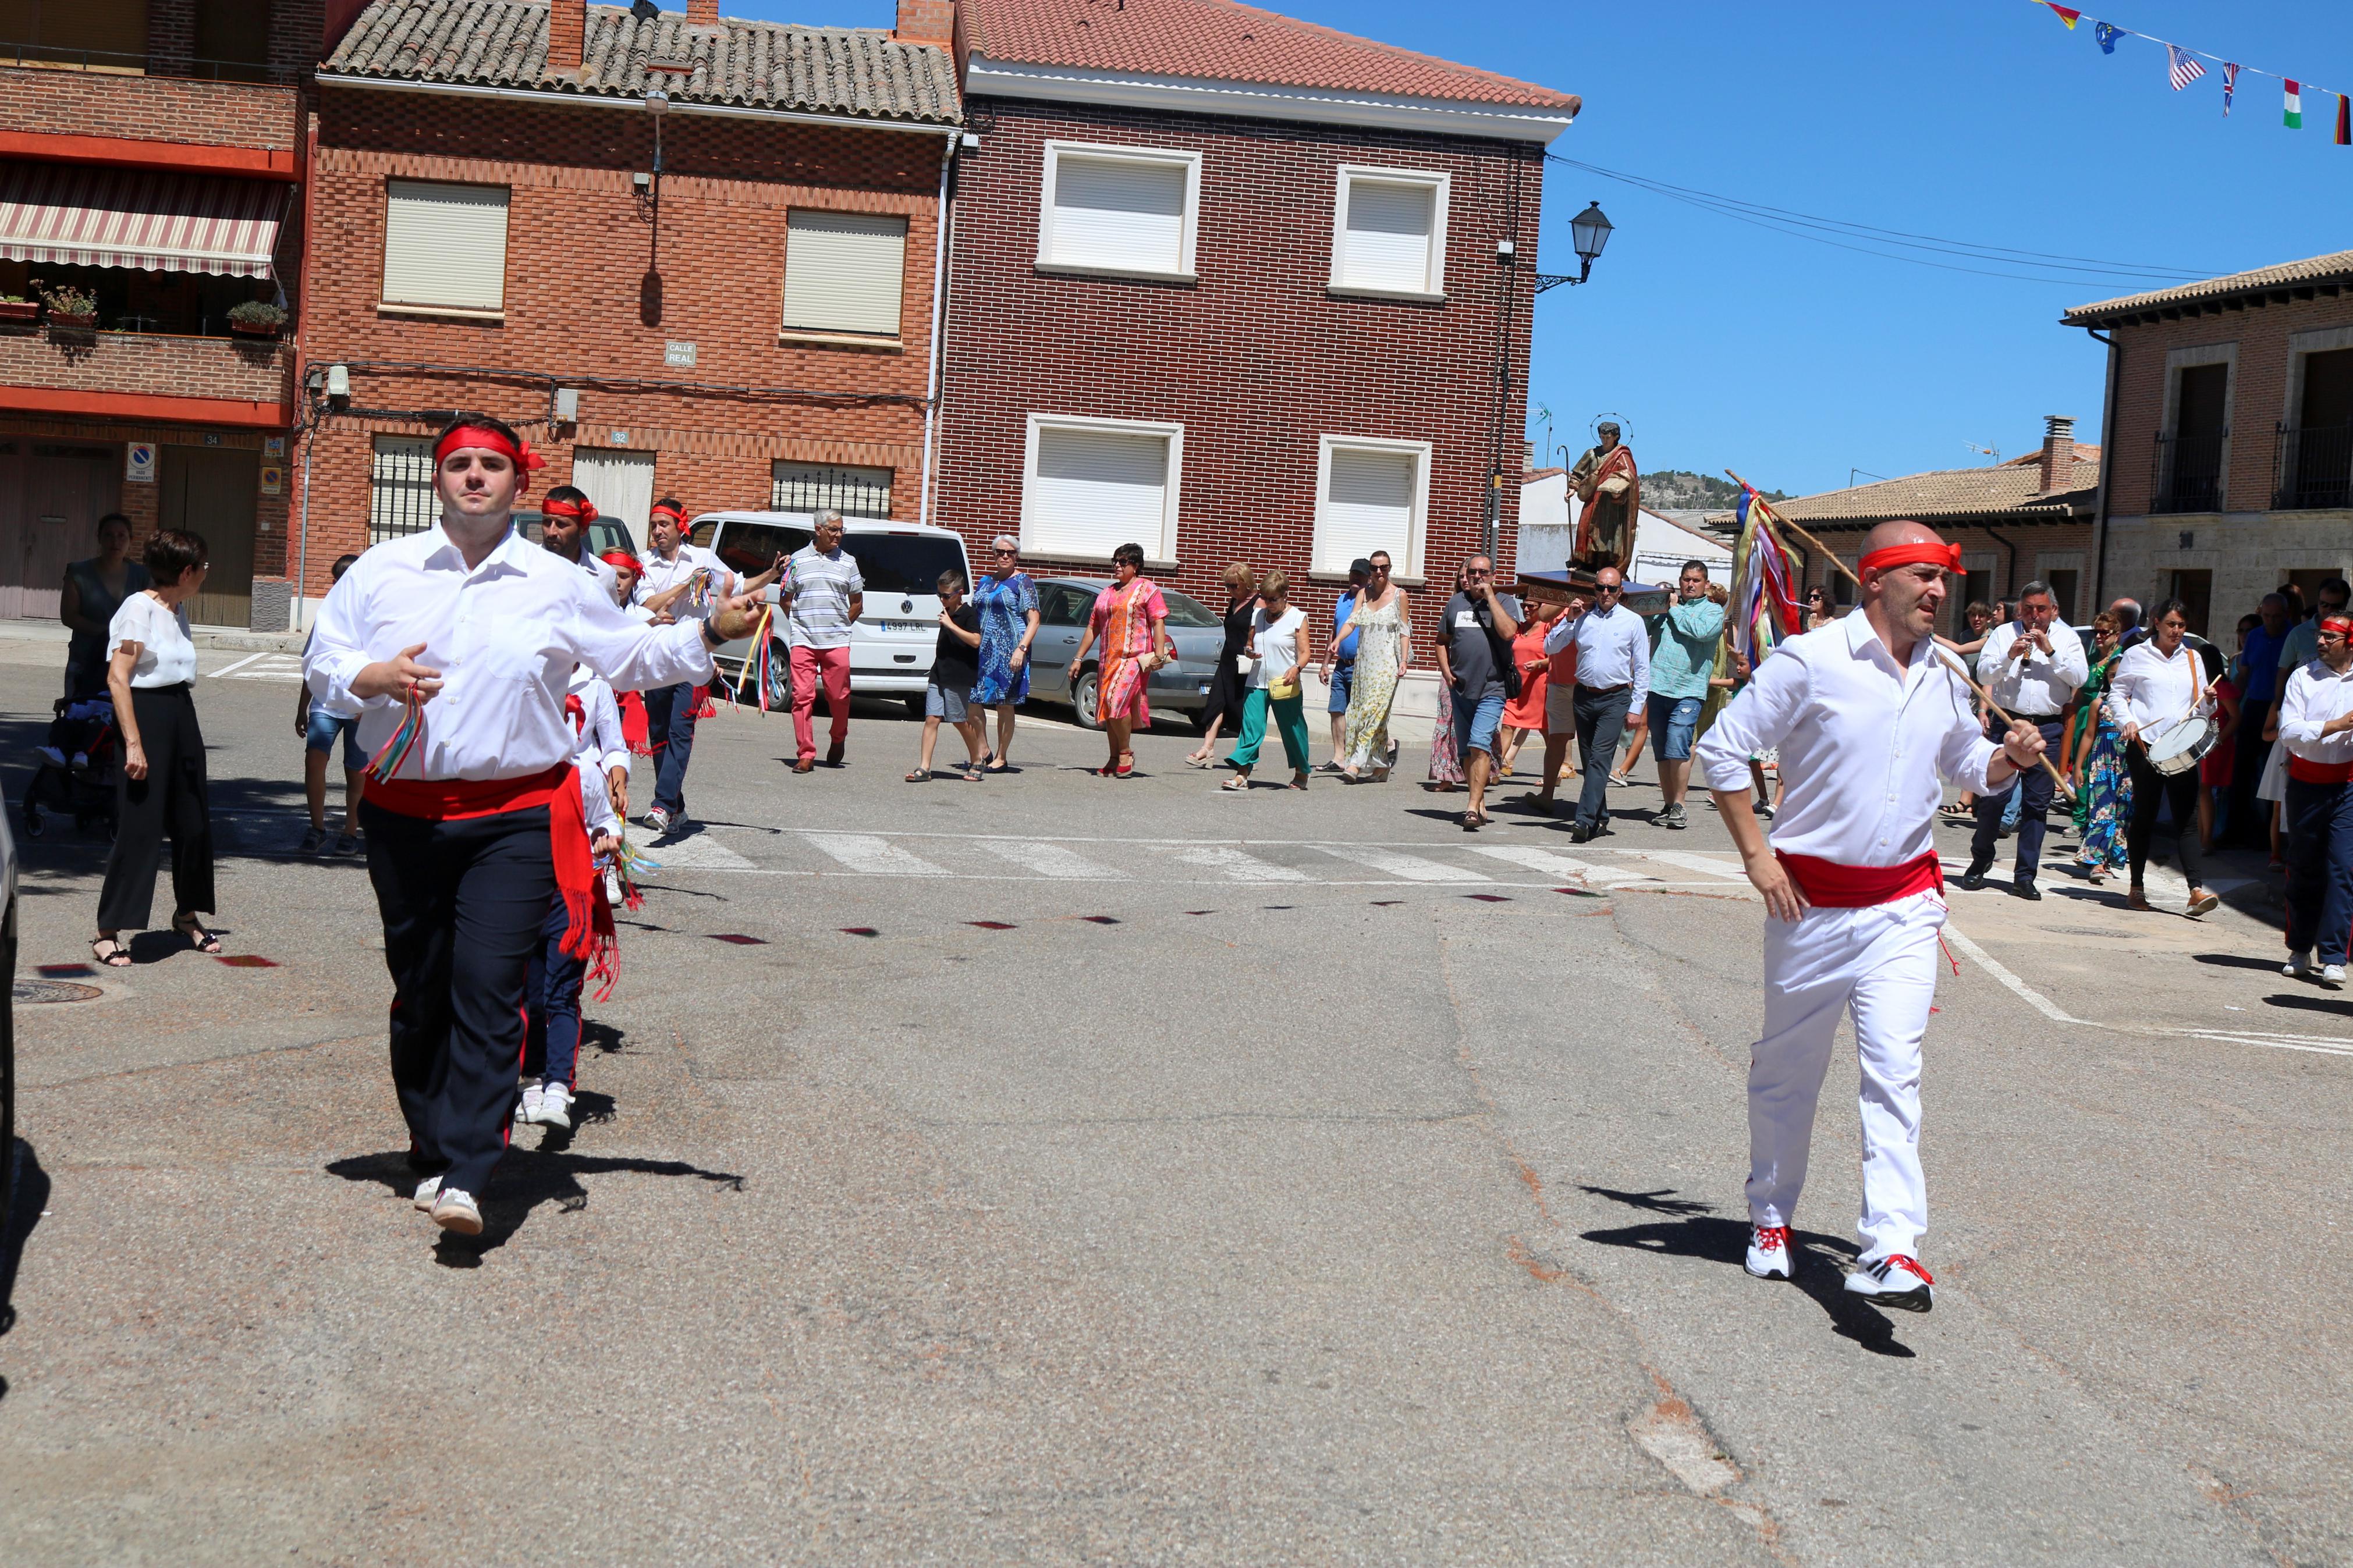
700,617,727,650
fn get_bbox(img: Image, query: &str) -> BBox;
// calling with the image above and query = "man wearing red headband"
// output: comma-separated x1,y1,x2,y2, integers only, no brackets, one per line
304,415,762,1237
1692,520,2047,1314
632,496,733,836
538,484,617,602
2279,612,2353,989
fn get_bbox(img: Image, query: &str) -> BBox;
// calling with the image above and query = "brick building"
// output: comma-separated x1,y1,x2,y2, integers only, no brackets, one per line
2063,251,2353,635
1708,419,2102,635
297,0,960,618
932,0,1579,627
0,1,329,628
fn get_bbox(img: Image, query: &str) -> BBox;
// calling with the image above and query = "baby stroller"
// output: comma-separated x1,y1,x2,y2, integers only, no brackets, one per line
22,694,119,840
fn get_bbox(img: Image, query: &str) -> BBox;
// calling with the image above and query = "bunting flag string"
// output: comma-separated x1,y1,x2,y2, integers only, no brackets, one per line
2032,2,2353,134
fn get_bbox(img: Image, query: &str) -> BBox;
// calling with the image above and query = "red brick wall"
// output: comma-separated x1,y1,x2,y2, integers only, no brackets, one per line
936,96,1542,632
293,86,950,600
0,328,292,406
0,66,301,151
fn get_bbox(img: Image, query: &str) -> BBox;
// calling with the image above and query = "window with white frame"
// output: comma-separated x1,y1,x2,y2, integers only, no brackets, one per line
1021,414,1184,563
1312,435,1430,575
381,179,510,314
368,435,438,543
780,209,908,340
1330,166,1449,297
1035,142,1201,278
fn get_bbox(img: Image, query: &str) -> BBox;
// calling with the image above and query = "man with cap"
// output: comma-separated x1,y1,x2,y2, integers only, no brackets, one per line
2280,608,2353,989
304,414,763,1236
632,497,733,834
1694,518,2046,1313
1320,557,1372,770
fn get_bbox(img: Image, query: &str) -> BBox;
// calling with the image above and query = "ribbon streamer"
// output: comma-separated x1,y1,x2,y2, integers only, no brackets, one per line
363,684,424,783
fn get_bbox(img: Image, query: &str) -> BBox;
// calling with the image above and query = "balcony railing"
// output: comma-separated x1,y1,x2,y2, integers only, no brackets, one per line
2150,428,2227,514
0,41,301,83
2273,422,2353,511
0,322,292,413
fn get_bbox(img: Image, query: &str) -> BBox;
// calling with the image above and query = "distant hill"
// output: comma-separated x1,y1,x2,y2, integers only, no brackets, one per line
1638,471,1788,509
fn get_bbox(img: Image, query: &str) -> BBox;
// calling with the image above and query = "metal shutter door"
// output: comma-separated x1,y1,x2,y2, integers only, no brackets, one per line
1319,447,1416,570
1050,156,1186,272
382,180,509,311
1031,426,1169,557
1341,180,1433,293
781,211,908,337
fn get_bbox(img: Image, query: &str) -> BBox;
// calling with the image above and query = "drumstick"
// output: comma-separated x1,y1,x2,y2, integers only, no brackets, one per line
1724,471,2079,801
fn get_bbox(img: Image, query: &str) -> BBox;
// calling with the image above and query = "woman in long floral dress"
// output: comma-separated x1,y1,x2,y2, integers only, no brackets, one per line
1069,542,1172,778
2070,612,2131,881
969,536,1039,773
1334,560,1410,781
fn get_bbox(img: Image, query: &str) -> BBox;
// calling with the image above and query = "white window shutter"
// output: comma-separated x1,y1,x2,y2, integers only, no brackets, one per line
781,210,908,337
382,180,509,311
1341,179,1435,293
1030,426,1170,557
1050,155,1187,273
1318,446,1418,570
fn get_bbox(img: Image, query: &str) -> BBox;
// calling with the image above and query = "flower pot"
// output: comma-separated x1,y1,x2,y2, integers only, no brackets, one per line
0,301,37,323
229,319,281,339
45,311,95,329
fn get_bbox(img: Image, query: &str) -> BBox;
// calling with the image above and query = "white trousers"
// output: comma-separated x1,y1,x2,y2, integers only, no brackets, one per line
1748,890,1944,1263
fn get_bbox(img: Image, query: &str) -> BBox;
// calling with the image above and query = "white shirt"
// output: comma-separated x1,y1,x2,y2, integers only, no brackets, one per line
2280,657,2353,765
556,546,617,602
304,522,715,783
1247,605,1307,689
1976,618,2088,717
1694,610,1999,867
634,543,733,624
2110,640,2214,734
108,592,197,688
1544,601,1651,703
567,666,629,835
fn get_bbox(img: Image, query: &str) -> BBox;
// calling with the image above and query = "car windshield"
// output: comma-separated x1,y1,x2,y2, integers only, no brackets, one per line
1157,589,1219,629
586,519,637,560
839,534,965,597
711,521,808,580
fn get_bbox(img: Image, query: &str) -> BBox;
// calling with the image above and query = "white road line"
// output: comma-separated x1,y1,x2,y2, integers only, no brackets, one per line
1313,844,1490,883
799,833,950,876
1464,845,1661,886
2173,1029,2353,1058
207,652,267,678
1941,926,2082,1024
979,840,1126,879
1162,845,1312,882
1625,849,1752,881
629,827,754,871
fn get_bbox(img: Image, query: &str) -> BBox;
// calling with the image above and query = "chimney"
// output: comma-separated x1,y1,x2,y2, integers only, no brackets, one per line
688,0,718,23
548,0,584,73
2038,414,2075,494
894,0,954,47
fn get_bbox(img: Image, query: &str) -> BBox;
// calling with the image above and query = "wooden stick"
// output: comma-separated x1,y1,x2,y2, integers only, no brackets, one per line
1724,470,2079,801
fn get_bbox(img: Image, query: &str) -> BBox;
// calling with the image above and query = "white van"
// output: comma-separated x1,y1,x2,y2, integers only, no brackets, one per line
688,511,973,711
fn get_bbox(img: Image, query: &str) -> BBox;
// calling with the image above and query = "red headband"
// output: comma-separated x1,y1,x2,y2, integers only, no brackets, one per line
2323,615,2352,636
1858,541,1963,575
599,549,643,574
541,495,597,522
433,425,548,493
650,502,687,527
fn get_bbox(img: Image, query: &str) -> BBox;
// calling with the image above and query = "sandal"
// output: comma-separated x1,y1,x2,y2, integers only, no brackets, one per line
2126,887,2152,912
905,769,932,783
173,915,222,955
91,935,132,968
1288,773,1309,791
1221,774,1250,791
1115,756,1135,778
1940,802,1972,819
985,759,1011,773
959,764,985,782
1184,753,1212,769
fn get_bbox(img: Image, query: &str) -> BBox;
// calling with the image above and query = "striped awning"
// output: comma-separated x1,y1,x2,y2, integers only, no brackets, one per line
0,162,289,279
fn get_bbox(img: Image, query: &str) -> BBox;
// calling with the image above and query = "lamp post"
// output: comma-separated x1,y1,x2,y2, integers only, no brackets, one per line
1535,201,1613,293
1488,199,1614,559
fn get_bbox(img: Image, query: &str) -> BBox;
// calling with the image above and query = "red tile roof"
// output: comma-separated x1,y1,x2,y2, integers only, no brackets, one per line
960,0,1577,111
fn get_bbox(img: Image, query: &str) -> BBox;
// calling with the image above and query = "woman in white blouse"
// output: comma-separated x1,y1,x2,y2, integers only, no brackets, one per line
91,529,221,966
2109,598,2221,916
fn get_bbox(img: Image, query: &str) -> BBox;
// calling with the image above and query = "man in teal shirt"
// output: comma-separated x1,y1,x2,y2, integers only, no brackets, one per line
1646,560,1727,829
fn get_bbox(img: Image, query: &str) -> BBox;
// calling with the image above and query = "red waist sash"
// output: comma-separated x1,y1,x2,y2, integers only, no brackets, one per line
2289,755,2353,785
365,763,595,960
1775,849,1944,909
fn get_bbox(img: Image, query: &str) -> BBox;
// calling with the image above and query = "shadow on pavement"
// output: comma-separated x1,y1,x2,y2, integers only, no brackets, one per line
1575,1183,1913,1357
2195,953,2290,972
2262,990,2352,1018
326,1147,748,1264
1,1139,52,1398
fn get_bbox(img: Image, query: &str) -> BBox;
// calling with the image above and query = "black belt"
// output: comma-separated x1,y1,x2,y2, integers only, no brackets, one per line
1577,682,1630,696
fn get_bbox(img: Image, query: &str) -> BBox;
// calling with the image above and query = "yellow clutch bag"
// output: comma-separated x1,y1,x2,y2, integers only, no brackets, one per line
1269,677,1300,701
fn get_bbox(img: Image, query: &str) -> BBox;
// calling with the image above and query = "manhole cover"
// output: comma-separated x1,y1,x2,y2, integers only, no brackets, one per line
14,978,102,1004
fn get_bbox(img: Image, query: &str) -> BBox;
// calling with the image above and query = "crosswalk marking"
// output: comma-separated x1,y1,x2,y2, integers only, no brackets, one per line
1627,849,1752,881
1163,845,1312,882
1313,844,1490,883
1464,845,1662,886
629,826,754,871
801,833,949,876
979,840,1126,879
208,652,306,682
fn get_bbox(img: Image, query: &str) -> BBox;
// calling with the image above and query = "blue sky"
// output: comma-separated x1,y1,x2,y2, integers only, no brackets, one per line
731,1,2353,495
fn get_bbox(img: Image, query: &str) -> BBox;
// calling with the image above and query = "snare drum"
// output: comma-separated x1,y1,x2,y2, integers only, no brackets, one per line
2141,712,2219,776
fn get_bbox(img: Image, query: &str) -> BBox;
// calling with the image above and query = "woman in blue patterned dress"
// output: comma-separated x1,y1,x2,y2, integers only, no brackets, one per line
2068,611,2131,881
970,535,1041,773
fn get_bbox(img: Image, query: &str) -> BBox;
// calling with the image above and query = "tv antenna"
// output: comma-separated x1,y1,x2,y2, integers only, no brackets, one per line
1963,440,2000,463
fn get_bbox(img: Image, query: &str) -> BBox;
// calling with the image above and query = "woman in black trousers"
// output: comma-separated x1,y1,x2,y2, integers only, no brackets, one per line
91,528,220,967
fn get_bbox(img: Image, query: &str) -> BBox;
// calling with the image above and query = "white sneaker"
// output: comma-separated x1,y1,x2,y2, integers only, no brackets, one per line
2286,950,2315,979
538,1082,573,1130
411,1175,442,1211
2325,965,2348,991
1844,1253,1935,1313
644,806,671,835
517,1083,543,1123
430,1186,483,1236
1745,1224,1792,1280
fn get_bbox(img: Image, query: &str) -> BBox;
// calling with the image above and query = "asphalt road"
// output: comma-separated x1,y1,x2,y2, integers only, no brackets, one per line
1,635,2346,1565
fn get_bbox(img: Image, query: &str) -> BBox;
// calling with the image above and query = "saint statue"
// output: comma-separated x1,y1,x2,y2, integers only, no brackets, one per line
1568,421,1639,572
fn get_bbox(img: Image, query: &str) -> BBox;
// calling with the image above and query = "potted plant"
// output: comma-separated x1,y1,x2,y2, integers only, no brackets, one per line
0,293,35,323
227,300,286,338
40,285,97,329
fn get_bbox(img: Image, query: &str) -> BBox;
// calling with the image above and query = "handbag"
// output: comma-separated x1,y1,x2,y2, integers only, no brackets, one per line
1269,677,1300,701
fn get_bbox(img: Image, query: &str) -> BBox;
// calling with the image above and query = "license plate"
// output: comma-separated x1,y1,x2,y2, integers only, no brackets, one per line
877,620,932,632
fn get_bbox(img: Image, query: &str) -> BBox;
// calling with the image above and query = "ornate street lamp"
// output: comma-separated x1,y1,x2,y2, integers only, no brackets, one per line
1537,201,1613,292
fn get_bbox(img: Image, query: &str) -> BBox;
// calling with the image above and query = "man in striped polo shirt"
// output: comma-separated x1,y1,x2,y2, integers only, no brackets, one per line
783,508,865,774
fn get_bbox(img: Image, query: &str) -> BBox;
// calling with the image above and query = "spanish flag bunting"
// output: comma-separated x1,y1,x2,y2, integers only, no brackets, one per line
2043,2,2081,29
2338,91,2350,145
2286,79,2303,128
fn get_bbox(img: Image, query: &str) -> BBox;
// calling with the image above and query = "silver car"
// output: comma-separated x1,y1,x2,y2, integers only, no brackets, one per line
1024,576,1227,731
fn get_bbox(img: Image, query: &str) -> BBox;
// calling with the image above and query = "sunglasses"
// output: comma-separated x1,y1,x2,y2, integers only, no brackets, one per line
1596,583,1622,593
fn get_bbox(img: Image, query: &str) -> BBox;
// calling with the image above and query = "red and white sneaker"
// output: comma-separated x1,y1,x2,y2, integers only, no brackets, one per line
1844,1253,1934,1313
1745,1224,1792,1280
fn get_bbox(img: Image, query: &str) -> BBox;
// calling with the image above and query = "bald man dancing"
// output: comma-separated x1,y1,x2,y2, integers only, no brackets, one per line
1692,520,2047,1311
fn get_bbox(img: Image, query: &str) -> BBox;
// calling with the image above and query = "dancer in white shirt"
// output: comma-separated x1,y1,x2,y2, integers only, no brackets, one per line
1694,520,2045,1313
304,415,761,1236
633,498,734,835
2280,613,2353,987
2107,599,2221,918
